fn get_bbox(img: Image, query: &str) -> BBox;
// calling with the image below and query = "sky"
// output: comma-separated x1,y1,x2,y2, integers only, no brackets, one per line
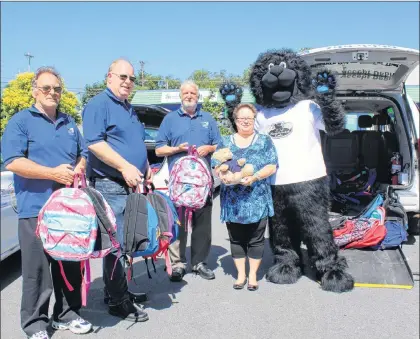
1,1,419,96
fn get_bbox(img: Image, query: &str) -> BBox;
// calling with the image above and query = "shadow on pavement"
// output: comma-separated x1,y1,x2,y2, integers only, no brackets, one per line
218,240,318,284
0,251,22,291
205,244,228,271
77,230,230,331
83,256,188,331
218,240,273,282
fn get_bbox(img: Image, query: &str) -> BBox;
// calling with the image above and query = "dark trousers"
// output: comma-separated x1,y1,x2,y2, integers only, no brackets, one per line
168,200,213,268
19,218,82,336
226,218,267,259
91,178,131,305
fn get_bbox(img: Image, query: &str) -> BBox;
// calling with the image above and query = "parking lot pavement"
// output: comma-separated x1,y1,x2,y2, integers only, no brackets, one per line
1,196,419,339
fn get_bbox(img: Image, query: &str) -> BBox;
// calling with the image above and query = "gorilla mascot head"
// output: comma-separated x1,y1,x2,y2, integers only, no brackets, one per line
220,48,344,135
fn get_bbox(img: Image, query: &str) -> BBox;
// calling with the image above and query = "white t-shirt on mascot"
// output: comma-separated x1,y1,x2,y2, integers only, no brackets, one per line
255,100,326,185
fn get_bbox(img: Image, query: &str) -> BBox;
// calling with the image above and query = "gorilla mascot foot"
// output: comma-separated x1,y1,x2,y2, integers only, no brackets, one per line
266,254,302,284
318,256,355,293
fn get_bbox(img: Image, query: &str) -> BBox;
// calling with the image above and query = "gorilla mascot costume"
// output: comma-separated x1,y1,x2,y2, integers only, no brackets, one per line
220,49,354,293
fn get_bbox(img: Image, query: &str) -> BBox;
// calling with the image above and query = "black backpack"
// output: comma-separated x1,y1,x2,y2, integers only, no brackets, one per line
383,189,409,231
123,185,176,280
122,187,157,255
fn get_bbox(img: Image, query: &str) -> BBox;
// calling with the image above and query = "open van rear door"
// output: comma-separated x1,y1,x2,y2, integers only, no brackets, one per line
299,44,419,92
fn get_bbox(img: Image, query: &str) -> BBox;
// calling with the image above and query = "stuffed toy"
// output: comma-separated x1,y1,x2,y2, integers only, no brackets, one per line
220,49,354,293
212,147,254,185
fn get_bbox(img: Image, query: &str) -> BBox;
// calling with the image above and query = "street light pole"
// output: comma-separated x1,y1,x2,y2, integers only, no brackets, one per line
24,52,34,72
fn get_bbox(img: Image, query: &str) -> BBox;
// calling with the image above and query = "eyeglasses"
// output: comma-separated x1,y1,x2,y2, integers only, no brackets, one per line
235,117,255,122
111,73,136,82
37,85,63,94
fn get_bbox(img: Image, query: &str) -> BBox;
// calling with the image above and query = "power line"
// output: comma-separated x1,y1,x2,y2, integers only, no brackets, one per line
24,52,34,72
139,61,146,87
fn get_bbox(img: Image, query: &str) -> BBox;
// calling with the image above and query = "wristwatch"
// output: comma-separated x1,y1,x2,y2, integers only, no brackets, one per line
254,171,262,181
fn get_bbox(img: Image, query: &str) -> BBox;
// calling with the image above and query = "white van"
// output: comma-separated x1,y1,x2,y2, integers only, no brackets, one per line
1,165,19,261
300,44,419,232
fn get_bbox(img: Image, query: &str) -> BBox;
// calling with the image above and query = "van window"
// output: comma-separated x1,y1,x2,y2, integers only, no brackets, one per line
345,112,374,132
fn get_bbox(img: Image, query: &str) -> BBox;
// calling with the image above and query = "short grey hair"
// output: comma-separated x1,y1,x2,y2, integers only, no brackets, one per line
108,58,134,73
180,80,199,95
31,66,63,88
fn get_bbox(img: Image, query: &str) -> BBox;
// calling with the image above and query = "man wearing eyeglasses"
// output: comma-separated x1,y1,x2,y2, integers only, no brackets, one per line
156,80,221,282
1,67,92,339
82,59,151,323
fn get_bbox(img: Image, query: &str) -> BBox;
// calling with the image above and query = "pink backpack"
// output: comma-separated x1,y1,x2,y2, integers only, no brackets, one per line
36,174,119,306
168,146,212,231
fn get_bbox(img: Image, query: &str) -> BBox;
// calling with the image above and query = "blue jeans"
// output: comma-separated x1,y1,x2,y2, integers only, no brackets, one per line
92,178,130,304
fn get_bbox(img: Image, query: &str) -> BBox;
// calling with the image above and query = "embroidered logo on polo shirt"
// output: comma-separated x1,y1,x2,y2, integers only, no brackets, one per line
68,127,75,135
201,121,209,128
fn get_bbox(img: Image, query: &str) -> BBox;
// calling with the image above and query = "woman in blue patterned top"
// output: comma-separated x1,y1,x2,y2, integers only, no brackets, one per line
211,103,278,291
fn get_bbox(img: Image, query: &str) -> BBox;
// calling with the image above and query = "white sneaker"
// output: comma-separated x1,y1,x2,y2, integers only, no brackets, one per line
52,317,92,334
28,331,50,339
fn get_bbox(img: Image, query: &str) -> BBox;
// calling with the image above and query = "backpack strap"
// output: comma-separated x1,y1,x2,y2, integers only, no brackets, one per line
148,237,173,276
144,258,152,279
126,255,134,281
110,249,121,281
177,206,191,232
80,260,91,307
66,173,87,189
164,249,172,275
81,188,118,244
335,193,361,205
58,260,74,292
185,208,193,233
356,168,377,195
188,145,198,157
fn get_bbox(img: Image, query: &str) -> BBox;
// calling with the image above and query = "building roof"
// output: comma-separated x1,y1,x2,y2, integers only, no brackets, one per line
131,88,256,105
131,86,419,106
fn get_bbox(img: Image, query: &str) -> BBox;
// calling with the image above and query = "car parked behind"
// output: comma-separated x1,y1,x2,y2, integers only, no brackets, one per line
133,104,221,191
1,161,19,261
300,44,419,232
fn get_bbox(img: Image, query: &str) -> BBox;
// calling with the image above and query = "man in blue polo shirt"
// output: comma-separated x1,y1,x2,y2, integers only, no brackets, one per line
1,67,92,339
82,59,150,323
156,80,221,281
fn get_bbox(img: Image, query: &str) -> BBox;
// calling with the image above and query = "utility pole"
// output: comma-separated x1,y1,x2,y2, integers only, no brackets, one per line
24,52,34,72
139,61,145,87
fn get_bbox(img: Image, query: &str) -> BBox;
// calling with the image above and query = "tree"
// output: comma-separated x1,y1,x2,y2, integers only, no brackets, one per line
189,69,216,89
81,80,107,106
298,47,313,53
134,71,181,90
242,66,252,85
163,75,182,90
1,72,81,136
201,91,232,136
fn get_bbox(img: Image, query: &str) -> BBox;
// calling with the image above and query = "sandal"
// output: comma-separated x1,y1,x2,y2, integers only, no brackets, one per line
233,278,247,290
247,284,259,291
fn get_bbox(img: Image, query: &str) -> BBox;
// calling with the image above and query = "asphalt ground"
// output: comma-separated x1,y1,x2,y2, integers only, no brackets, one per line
1,195,419,339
